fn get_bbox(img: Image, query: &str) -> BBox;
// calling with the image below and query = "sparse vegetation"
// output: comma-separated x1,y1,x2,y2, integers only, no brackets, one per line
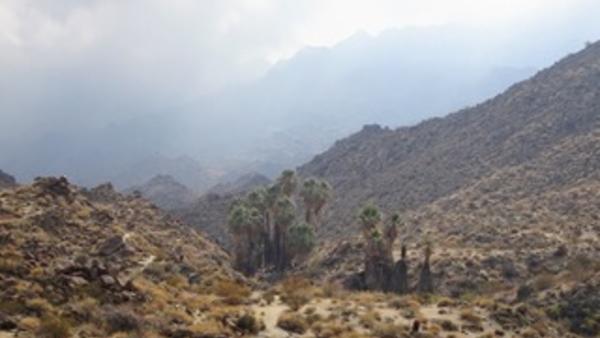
277,311,309,334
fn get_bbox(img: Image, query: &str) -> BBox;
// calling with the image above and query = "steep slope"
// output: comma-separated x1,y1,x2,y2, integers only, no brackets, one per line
0,177,261,337
296,41,600,337
0,170,16,190
124,174,196,210
299,41,600,238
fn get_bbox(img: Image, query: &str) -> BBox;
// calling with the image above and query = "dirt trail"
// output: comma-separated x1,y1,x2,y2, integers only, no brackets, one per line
252,294,294,338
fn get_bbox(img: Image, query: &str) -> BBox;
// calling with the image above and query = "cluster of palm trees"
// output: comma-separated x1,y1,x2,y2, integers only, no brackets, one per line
358,204,433,293
228,170,331,275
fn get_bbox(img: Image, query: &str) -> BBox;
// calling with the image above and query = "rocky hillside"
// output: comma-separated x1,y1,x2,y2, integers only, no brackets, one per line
124,174,196,210
294,41,600,337
0,170,16,190
0,177,266,337
299,40,600,239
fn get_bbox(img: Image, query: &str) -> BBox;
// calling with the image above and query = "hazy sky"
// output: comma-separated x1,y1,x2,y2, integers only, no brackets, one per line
1,0,599,150
1,0,596,91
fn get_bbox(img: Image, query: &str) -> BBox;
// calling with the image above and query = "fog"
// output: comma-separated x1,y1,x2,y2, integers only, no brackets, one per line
1,0,600,189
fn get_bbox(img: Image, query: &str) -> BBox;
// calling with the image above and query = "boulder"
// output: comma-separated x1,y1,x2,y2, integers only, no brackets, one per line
101,275,116,287
97,236,127,256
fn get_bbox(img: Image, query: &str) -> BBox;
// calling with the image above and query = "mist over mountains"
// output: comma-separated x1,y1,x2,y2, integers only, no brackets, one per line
2,18,600,189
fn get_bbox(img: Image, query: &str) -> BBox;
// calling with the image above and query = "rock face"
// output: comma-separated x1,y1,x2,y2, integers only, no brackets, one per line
0,170,16,190
0,176,245,337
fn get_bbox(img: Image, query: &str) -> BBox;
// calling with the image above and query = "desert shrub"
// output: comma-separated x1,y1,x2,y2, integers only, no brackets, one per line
0,258,21,275
312,322,348,338
165,274,188,289
0,300,27,315
319,282,344,298
437,319,458,331
18,316,41,331
359,311,381,329
37,316,71,338
280,277,313,310
532,273,555,291
436,297,458,308
103,307,140,334
277,311,308,334
163,307,194,325
213,279,251,305
66,297,98,323
144,261,168,281
234,313,264,334
306,313,323,326
26,298,54,316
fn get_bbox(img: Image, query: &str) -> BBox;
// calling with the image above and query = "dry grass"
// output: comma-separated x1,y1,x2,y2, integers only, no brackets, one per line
280,276,315,310
37,316,72,338
373,323,408,338
19,316,41,331
187,320,224,335
26,297,54,316
212,279,251,305
460,308,483,324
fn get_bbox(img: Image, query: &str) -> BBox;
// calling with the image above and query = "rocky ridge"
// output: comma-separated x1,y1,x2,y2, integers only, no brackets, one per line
0,177,260,337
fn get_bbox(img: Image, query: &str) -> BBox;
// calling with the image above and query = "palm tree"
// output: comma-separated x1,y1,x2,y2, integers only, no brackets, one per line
228,205,261,275
418,239,434,293
383,213,400,258
273,197,296,270
277,170,298,197
301,179,331,224
246,188,270,267
288,222,316,263
359,204,382,236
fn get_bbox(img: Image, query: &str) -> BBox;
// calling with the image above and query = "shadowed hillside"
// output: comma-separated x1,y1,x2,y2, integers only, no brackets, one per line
300,40,600,239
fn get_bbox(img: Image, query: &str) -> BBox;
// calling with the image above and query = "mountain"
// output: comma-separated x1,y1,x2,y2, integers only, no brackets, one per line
0,170,16,190
9,24,585,187
294,41,600,336
110,154,221,193
177,26,540,173
299,40,600,238
208,173,271,196
0,176,261,337
124,174,196,210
